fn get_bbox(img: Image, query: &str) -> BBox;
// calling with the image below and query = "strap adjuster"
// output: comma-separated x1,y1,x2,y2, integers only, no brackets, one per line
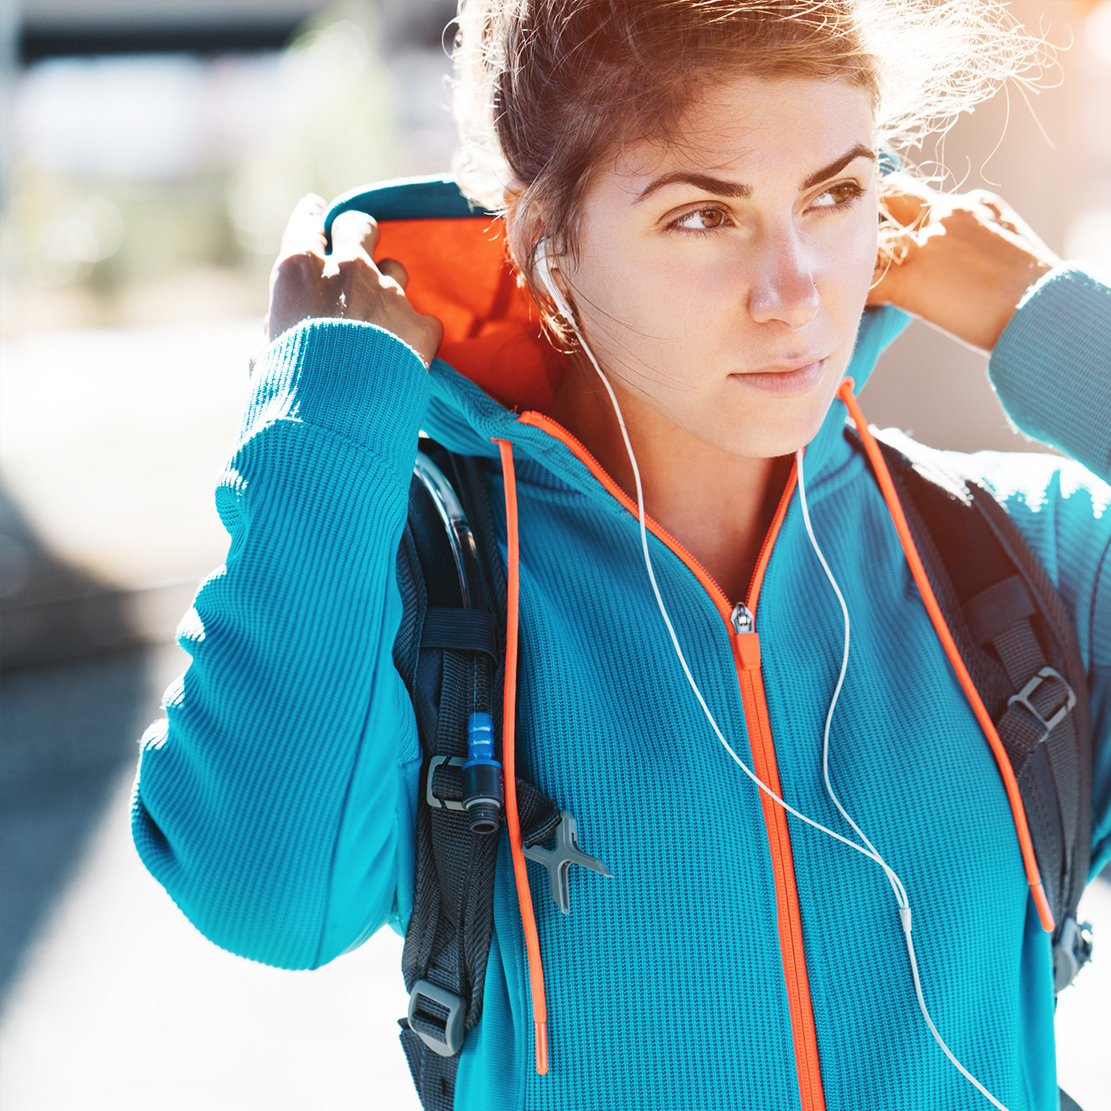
1007,667,1077,743
1053,916,1093,993
425,755,465,811
408,979,465,1056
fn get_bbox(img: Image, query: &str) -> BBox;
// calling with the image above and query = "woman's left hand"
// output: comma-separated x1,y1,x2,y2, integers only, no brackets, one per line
867,173,1063,353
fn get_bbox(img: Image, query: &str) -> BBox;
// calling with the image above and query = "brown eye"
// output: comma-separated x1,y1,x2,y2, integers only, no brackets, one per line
811,181,864,209
673,206,728,231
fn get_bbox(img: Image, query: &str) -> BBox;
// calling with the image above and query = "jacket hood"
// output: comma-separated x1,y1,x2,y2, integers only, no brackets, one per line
326,175,911,480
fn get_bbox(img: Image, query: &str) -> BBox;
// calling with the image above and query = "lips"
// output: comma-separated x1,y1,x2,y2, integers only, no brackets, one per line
750,354,830,375
730,356,829,397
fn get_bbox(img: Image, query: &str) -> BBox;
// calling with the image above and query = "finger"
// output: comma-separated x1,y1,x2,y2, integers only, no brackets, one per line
279,194,327,260
878,172,934,229
874,220,916,266
330,209,380,263
865,281,891,308
868,224,918,305
975,196,1020,236
868,250,907,302
378,258,409,289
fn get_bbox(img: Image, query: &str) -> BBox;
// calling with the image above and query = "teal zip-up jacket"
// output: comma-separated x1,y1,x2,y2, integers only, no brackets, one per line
132,179,1111,1111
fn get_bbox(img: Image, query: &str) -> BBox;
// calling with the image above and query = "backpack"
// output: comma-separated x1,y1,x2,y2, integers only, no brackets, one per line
389,428,1094,1111
859,426,1093,994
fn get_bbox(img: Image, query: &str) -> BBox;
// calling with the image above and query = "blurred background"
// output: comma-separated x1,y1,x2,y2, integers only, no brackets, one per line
0,1,1108,1108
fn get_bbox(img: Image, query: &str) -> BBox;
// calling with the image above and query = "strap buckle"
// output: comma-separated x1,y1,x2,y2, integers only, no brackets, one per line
1053,916,1094,993
425,755,465,811
1007,666,1077,743
407,979,466,1057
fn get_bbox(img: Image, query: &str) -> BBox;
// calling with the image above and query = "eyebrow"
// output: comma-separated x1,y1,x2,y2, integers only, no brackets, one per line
634,143,877,204
800,144,876,190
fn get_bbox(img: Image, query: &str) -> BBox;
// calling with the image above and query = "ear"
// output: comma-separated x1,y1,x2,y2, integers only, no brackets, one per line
502,176,525,209
501,178,544,275
500,182,577,335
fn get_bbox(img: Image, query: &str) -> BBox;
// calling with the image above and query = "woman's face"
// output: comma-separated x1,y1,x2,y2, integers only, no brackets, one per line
560,74,879,459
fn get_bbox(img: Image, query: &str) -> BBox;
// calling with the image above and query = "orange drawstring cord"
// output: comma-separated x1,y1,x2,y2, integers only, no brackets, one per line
493,438,550,1074
837,378,1055,934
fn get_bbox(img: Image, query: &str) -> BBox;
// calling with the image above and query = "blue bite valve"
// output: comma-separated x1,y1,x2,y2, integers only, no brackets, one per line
462,712,504,834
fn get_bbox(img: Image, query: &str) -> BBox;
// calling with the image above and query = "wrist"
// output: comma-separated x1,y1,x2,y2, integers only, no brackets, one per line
982,256,1059,352
246,319,432,467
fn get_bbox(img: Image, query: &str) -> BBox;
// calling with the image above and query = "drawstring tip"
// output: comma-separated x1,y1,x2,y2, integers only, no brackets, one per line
1031,881,1055,934
534,1021,549,1074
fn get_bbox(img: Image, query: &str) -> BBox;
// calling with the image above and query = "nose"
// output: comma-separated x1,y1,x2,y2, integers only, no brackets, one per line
747,231,820,329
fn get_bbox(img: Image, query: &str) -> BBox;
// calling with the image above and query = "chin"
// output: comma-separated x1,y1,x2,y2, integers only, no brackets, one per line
713,394,836,460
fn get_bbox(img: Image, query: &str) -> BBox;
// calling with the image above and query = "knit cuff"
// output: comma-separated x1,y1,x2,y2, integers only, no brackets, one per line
244,319,432,473
989,265,1111,481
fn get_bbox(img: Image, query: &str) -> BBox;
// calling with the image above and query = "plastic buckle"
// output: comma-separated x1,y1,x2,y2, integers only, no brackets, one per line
425,755,466,811
1007,667,1077,743
1053,917,1093,993
523,809,614,915
408,979,466,1056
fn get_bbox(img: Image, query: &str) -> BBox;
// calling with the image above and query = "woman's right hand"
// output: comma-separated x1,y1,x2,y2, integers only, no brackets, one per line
263,194,444,367
867,175,1060,354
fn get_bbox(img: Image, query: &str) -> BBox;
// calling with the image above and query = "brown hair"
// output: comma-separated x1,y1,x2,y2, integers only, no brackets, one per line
452,0,1049,336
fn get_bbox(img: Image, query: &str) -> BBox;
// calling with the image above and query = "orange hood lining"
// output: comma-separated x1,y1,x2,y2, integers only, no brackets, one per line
375,218,566,413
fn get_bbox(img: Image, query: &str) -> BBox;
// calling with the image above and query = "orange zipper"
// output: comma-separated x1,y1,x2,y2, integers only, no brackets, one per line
517,412,826,1109
733,467,825,1111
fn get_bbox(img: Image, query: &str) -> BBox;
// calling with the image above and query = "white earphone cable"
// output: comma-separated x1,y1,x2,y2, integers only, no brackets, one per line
795,450,909,912
797,446,1010,1111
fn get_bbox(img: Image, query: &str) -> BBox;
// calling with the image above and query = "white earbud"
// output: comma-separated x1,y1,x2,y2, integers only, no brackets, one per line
533,237,577,326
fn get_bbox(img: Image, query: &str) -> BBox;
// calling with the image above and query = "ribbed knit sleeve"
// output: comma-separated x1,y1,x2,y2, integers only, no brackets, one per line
132,319,430,970
989,265,1111,482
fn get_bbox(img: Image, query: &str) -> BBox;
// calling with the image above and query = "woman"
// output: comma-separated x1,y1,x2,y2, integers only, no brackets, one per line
132,2,1110,1108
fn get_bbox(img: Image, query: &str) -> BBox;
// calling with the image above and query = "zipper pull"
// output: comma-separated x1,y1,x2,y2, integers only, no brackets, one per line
730,603,755,635
730,602,760,669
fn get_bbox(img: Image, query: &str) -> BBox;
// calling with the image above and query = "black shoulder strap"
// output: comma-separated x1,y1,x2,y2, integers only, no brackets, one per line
393,442,558,1111
848,426,1093,991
